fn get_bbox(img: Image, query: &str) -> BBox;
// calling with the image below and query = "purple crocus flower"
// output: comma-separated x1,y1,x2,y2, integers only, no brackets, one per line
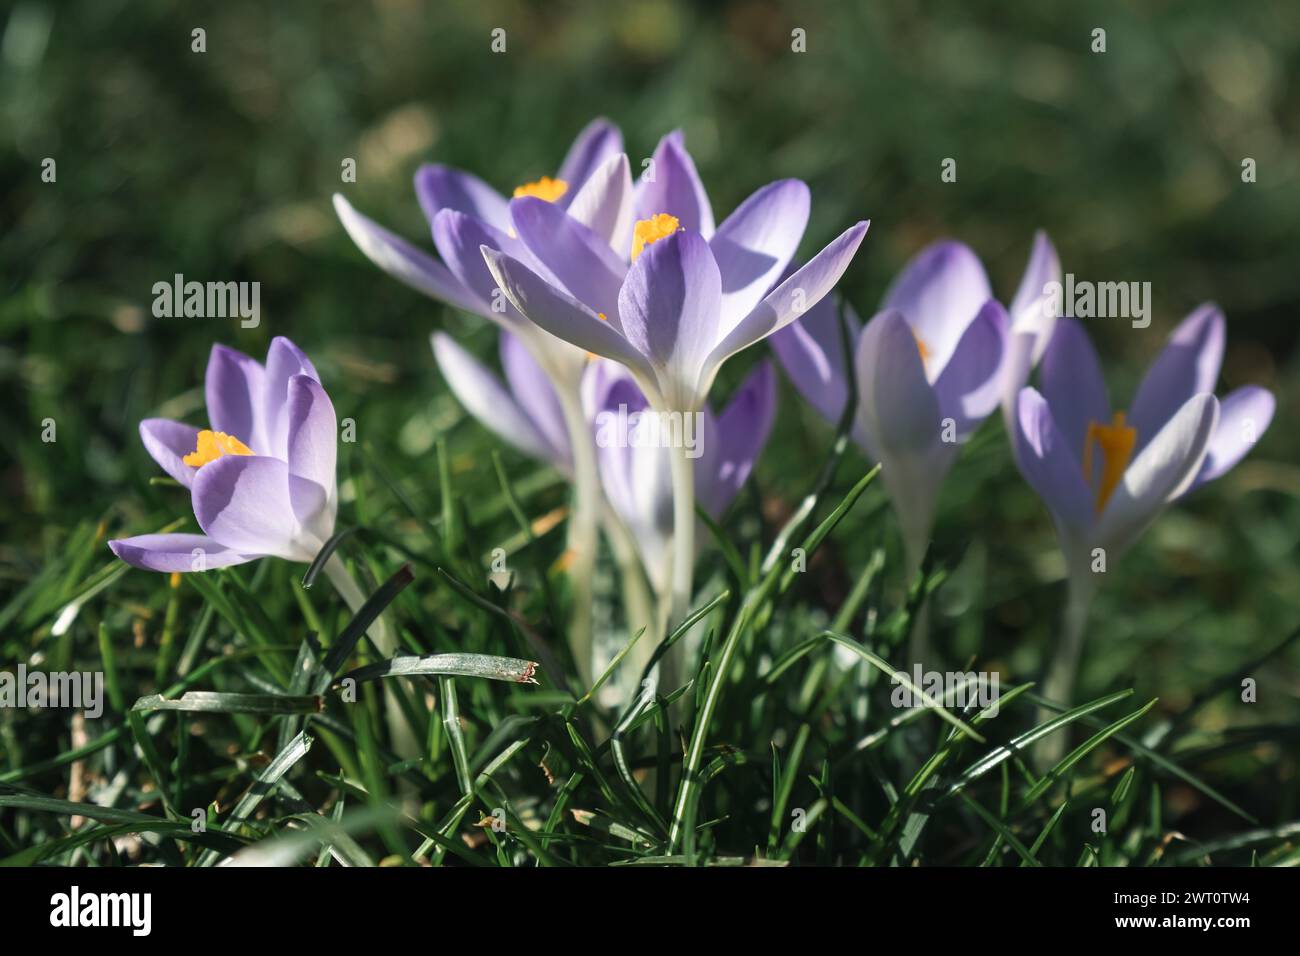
478,132,865,628
588,360,777,595
333,119,627,386
481,166,868,415
1014,304,1274,704
109,337,337,572
333,117,622,316
772,240,1009,578
333,118,636,677
1015,304,1274,578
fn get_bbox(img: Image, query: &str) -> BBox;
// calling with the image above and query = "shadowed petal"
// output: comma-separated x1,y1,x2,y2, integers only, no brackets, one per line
1038,318,1110,467
414,165,510,233
1096,393,1219,555
481,246,657,388
933,300,1008,440
510,195,626,317
1129,303,1225,452
333,194,482,315
769,294,862,430
432,333,562,468
206,344,267,455
192,454,306,560
109,533,257,572
432,209,537,321
854,311,944,464
594,374,674,587
710,179,810,334
855,310,953,554
566,152,635,254
1192,385,1275,489
140,418,200,487
696,361,776,517
499,331,571,467
1013,388,1094,539
882,240,991,377
634,131,715,237
617,230,722,410
705,221,869,387
557,117,624,198
264,337,319,460
286,374,337,537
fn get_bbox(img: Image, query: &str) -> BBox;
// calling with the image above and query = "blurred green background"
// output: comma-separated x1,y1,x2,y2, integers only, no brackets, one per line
2,0,1298,810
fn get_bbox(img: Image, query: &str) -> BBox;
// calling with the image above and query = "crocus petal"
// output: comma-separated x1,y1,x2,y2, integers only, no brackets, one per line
1038,318,1110,467
414,165,511,233
1096,393,1219,555
1013,388,1094,539
139,418,200,487
432,209,535,321
109,533,257,572
332,194,482,315
192,454,309,561
1008,230,1061,363
206,344,267,455
769,294,862,430
1192,385,1275,488
618,230,722,410
854,310,953,564
286,374,338,537
595,375,674,588
1129,303,1225,451
634,131,715,238
710,179,811,335
557,117,624,198
432,333,562,468
499,331,571,468
705,221,869,388
1000,330,1039,441
510,195,626,317
881,240,992,377
566,152,635,254
481,246,658,389
932,300,1008,440
854,311,944,464
696,361,776,517
264,337,320,460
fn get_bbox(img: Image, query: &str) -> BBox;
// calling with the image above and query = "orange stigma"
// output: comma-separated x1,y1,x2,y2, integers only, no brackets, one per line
1082,411,1137,512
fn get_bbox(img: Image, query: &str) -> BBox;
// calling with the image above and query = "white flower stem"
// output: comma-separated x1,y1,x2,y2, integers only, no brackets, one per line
1038,570,1097,765
556,384,601,687
659,440,697,688
902,532,931,670
603,511,656,681
667,439,696,629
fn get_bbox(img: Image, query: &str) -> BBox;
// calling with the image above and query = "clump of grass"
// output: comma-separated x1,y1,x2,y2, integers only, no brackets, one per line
2,419,1295,868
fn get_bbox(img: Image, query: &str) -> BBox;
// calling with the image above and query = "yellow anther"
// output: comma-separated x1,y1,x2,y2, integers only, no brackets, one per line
1082,411,1137,513
913,332,932,364
512,176,568,202
631,214,681,260
182,429,254,468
